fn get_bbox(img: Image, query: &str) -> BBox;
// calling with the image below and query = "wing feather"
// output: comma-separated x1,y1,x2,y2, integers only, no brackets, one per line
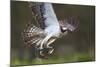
29,2,45,29
22,22,46,46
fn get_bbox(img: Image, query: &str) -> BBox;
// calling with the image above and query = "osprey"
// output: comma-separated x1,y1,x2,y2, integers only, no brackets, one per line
22,2,79,58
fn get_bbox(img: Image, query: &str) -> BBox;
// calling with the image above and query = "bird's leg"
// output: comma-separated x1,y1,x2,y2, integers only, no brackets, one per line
46,38,56,48
46,39,56,54
40,34,52,50
39,34,53,56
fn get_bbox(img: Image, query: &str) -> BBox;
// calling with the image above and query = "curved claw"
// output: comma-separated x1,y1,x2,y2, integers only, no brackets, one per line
48,48,54,54
40,34,53,49
39,47,54,58
46,38,56,48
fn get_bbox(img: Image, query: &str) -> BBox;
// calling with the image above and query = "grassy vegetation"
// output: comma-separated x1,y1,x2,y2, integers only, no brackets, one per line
11,52,95,66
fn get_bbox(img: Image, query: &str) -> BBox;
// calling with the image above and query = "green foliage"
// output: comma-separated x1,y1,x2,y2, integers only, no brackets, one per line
11,52,95,66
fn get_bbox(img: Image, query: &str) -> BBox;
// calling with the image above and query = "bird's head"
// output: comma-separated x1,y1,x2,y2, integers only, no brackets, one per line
59,17,79,33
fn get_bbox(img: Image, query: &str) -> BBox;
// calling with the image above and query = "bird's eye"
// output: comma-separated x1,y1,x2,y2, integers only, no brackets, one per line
60,27,67,33
62,27,67,31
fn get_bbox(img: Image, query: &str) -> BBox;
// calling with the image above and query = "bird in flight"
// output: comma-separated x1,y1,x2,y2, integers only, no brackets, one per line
22,2,79,58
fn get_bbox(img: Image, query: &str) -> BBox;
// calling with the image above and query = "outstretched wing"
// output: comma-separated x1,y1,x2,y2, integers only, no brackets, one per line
22,2,46,47
29,2,45,29
29,2,60,29
22,22,46,47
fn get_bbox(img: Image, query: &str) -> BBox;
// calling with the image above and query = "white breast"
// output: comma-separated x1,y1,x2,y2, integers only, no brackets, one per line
44,25,61,38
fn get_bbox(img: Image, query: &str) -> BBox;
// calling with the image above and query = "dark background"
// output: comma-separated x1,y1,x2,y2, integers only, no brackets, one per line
11,1,95,66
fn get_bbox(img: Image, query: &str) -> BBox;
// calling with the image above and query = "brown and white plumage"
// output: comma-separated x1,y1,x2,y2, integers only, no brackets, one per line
22,23,45,46
22,2,79,58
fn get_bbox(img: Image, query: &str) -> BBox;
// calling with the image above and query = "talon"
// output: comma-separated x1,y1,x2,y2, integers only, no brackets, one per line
46,38,56,48
48,48,54,54
40,51,44,56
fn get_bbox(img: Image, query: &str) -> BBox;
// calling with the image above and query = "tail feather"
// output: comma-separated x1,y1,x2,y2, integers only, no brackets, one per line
22,23,46,47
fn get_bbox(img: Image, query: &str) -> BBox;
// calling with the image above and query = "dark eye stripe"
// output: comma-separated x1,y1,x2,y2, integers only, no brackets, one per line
60,27,67,33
